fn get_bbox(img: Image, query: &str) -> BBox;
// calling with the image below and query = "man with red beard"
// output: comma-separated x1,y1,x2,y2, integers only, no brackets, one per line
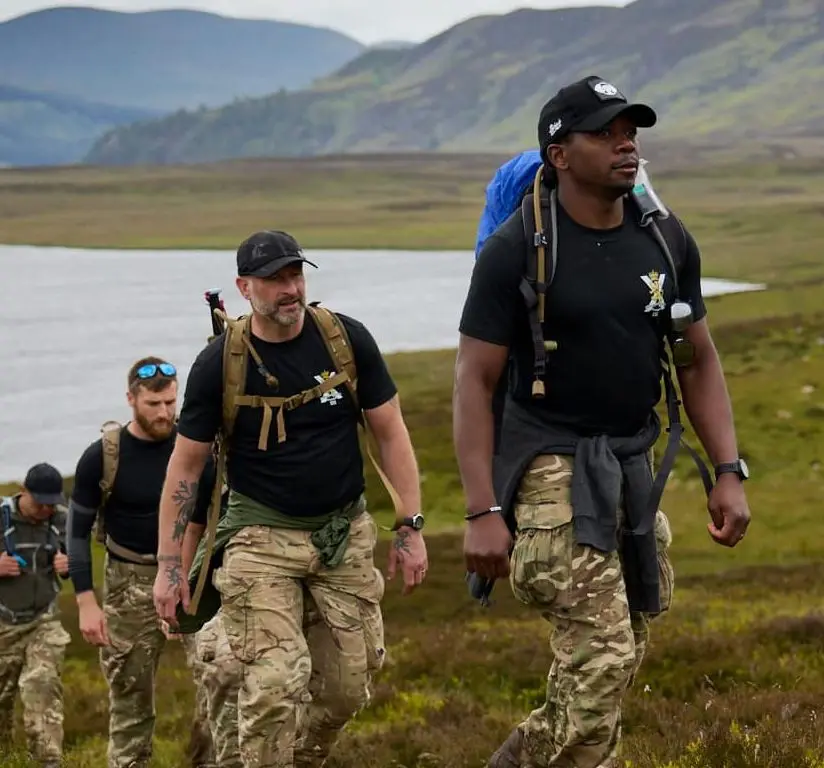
67,358,216,768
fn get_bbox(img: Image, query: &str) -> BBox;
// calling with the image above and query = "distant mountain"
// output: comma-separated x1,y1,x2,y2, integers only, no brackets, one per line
0,6,366,113
85,0,824,166
0,84,157,166
369,40,416,50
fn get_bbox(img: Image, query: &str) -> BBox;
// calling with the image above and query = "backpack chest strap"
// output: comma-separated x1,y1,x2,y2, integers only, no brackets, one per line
234,370,351,449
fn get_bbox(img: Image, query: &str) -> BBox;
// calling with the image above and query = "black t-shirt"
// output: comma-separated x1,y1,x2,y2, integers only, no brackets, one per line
71,426,216,556
459,198,707,437
178,311,397,517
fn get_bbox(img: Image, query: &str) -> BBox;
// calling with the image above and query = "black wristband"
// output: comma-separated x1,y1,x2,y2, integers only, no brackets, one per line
464,505,503,521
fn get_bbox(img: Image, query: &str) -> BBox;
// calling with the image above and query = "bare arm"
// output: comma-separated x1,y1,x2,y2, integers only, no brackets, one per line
364,394,421,520
453,334,509,513
181,522,205,578
675,319,739,465
157,435,212,573
364,394,427,594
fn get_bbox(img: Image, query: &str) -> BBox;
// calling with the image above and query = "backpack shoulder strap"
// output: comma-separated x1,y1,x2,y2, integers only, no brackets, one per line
519,164,558,398
99,421,122,510
214,310,252,441
645,212,687,300
190,311,250,617
1,497,15,556
306,304,359,413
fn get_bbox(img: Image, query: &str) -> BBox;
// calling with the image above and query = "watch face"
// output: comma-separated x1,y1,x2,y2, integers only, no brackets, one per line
739,459,750,479
412,514,425,530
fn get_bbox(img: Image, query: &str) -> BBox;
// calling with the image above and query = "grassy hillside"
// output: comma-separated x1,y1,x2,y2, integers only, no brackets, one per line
0,6,367,166
0,85,157,166
0,157,823,765
84,0,824,165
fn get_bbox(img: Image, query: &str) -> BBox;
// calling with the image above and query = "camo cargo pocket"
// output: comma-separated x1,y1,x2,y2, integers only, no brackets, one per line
212,566,256,664
654,509,674,614
509,454,575,607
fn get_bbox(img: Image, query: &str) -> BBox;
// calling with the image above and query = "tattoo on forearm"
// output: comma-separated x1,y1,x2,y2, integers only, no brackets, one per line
171,480,199,543
393,529,412,556
163,561,183,593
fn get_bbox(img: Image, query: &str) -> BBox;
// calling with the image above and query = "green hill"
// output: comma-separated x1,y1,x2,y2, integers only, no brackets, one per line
84,0,824,166
0,7,365,113
0,85,157,167
0,6,366,166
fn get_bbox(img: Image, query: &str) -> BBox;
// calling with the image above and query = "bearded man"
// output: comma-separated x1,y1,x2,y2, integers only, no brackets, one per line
67,357,216,768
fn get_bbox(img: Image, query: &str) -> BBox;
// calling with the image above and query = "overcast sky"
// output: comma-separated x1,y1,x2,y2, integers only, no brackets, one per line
1,1,630,43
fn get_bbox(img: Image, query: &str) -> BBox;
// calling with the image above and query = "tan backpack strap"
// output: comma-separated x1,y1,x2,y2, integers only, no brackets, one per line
214,310,252,440
99,421,121,507
234,370,350,449
189,312,248,616
97,421,121,545
308,305,359,411
188,439,226,616
308,304,407,528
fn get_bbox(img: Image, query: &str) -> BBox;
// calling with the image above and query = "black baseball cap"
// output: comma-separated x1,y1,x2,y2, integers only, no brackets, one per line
23,462,65,506
236,230,318,278
538,75,657,159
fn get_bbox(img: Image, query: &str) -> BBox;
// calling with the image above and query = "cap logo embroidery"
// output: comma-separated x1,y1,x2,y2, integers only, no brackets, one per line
593,81,619,97
548,119,562,137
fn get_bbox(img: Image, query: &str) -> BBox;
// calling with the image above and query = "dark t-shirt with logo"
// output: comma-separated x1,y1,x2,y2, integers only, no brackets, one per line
459,198,706,437
178,312,397,517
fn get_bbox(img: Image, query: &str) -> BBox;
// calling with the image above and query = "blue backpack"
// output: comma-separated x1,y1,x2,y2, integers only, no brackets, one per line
475,150,542,259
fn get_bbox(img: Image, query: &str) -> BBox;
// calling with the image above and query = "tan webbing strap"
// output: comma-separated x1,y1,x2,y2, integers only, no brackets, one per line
233,370,351,449
308,305,407,529
189,310,248,616
531,166,548,398
97,421,121,545
105,535,157,566
308,306,359,409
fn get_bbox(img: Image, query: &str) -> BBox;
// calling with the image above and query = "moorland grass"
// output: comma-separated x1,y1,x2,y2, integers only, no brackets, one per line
0,156,823,766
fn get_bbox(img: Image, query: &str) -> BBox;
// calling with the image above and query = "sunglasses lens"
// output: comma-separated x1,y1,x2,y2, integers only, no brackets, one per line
136,364,158,379
136,363,176,379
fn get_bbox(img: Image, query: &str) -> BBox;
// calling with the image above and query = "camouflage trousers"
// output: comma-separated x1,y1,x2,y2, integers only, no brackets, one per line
183,610,243,768
100,556,167,768
0,613,70,767
507,454,674,768
214,511,386,768
182,631,218,767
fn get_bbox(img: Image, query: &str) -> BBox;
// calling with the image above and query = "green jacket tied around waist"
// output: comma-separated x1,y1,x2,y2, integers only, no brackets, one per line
175,489,366,634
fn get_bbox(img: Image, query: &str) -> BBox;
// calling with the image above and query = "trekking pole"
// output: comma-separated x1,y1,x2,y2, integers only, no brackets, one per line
204,290,226,340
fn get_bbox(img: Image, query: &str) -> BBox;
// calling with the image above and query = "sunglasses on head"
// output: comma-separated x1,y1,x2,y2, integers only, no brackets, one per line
136,362,177,380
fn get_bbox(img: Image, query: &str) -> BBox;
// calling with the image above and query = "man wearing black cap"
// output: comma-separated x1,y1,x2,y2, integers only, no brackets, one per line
0,462,71,768
454,76,750,766
153,229,428,767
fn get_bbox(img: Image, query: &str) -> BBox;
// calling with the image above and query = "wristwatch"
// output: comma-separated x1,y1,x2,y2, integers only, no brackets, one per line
714,458,750,482
393,513,425,531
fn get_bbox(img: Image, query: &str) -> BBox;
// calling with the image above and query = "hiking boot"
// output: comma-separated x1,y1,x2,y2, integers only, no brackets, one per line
488,727,523,768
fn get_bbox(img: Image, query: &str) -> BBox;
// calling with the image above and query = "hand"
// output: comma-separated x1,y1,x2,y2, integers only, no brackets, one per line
78,598,109,646
160,620,182,641
707,474,751,547
387,527,428,596
53,552,69,576
0,552,21,577
153,554,189,628
464,512,513,580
